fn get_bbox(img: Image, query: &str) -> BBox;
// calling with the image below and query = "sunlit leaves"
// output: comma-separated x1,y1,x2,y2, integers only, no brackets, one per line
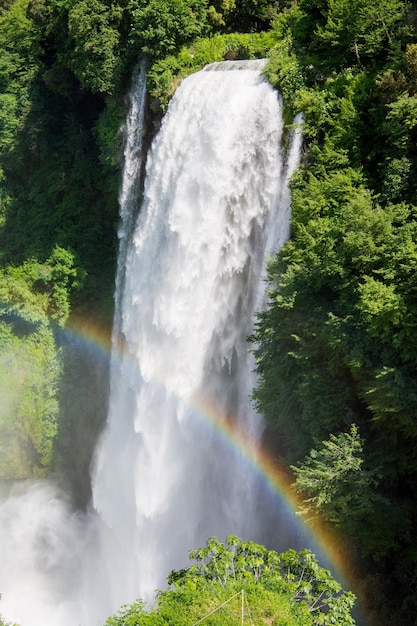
0,320,60,478
292,425,385,526
67,0,122,93
383,93,417,152
315,0,405,67
0,248,74,478
0,246,77,326
106,537,355,626
148,31,274,110
128,0,209,58
177,537,355,625
253,7,417,606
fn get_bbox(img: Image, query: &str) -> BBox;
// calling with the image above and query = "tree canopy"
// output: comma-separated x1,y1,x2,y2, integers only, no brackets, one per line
105,536,356,626
251,2,417,623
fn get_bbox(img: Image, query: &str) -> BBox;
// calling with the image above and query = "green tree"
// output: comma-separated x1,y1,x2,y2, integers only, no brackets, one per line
35,246,78,326
0,320,60,478
292,425,385,527
316,0,405,66
0,247,77,326
128,0,209,58
67,0,123,94
253,7,417,620
105,537,356,626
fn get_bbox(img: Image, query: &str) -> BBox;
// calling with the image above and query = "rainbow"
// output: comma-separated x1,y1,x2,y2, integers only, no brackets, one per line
191,392,354,577
190,391,368,623
57,315,365,620
63,314,114,359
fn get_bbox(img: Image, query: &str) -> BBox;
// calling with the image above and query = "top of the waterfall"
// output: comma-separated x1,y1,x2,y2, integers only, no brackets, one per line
203,59,267,72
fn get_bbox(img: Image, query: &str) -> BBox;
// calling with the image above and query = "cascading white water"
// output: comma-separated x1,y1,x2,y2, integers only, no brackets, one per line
0,60,302,626
114,60,147,337
92,59,303,605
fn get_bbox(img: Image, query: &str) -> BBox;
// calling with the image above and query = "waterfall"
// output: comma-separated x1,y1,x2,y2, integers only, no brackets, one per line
0,60,302,626
114,60,147,337
92,60,303,605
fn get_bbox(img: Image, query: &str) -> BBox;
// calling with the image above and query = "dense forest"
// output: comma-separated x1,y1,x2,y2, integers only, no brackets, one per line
0,0,417,623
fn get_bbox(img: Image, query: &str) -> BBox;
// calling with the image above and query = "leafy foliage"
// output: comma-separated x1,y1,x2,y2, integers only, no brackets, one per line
105,537,356,625
292,425,389,546
0,247,77,325
314,0,406,66
128,0,209,59
148,31,276,111
0,320,60,478
0,604,16,626
0,247,74,478
251,2,417,623
67,0,123,94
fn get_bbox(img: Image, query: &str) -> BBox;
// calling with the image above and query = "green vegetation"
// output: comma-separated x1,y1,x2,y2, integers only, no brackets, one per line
250,1,417,623
0,247,76,477
147,31,276,111
0,0,416,622
105,536,356,625
292,426,389,551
